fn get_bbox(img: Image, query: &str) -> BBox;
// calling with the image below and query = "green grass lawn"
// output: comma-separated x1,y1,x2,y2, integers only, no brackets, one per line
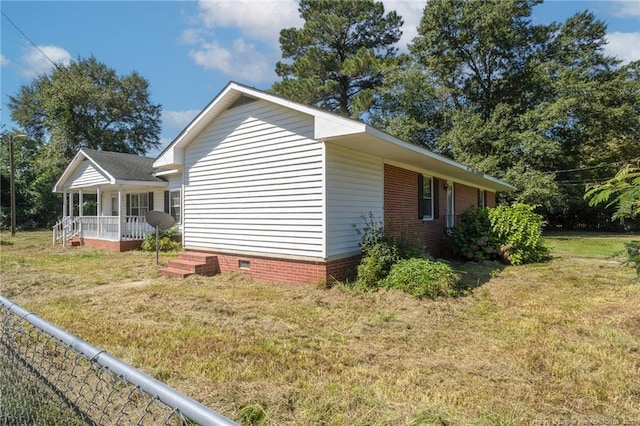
1,231,639,425
544,231,639,259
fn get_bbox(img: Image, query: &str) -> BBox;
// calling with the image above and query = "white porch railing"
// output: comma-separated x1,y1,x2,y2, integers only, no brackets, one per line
52,216,155,245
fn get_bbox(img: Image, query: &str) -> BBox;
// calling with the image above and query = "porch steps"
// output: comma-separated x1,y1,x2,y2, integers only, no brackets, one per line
161,252,219,278
69,238,82,247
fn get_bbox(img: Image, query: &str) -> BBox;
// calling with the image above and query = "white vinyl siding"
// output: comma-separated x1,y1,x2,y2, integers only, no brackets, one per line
325,143,383,258
66,161,110,189
183,99,324,258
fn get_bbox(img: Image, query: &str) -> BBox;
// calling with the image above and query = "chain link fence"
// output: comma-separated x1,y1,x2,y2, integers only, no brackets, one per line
0,295,238,425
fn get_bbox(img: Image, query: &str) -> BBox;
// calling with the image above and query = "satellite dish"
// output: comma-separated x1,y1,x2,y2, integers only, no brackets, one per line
146,210,175,230
145,211,176,264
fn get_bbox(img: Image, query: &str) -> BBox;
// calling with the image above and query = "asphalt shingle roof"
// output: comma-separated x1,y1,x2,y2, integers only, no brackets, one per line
81,148,161,182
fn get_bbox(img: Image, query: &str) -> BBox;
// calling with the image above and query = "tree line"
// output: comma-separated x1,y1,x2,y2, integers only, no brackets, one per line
2,0,639,230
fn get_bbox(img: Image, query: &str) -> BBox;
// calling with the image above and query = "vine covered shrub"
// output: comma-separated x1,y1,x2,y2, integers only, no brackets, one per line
141,227,181,252
447,206,500,261
488,204,549,265
381,258,459,299
354,213,429,288
448,204,549,265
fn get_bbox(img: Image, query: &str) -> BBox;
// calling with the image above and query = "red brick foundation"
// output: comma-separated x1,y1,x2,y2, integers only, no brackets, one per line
77,238,143,252
186,249,360,285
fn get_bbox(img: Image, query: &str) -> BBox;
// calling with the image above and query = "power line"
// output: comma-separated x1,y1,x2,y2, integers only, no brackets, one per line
543,159,637,175
1,11,63,71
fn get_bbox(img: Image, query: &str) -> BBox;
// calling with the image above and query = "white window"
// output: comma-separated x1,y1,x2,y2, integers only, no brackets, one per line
111,195,118,216
129,193,149,217
169,190,181,224
478,189,486,208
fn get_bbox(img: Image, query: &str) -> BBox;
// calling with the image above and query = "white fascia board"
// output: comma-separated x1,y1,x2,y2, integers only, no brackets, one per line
314,114,366,139
114,180,168,188
53,149,116,193
152,169,181,177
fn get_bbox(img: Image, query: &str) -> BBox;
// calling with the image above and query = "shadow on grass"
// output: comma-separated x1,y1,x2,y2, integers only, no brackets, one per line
451,260,507,293
0,239,14,246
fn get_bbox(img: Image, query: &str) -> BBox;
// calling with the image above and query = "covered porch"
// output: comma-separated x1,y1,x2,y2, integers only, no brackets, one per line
52,184,165,250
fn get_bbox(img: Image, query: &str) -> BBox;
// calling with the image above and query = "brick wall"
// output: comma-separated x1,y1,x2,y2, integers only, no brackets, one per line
80,238,142,252
383,164,498,257
383,164,447,256
191,250,360,285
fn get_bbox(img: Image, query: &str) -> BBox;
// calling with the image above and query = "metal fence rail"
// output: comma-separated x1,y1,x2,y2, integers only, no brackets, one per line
0,295,238,425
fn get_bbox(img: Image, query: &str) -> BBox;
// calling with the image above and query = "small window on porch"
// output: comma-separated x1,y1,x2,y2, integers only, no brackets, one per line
111,195,119,216
129,193,149,217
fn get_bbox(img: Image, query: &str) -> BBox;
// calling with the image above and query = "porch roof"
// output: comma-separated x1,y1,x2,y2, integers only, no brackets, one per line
54,148,167,192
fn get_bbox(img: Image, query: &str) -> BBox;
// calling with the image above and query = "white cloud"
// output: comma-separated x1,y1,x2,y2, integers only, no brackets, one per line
162,109,201,131
605,32,640,64
196,0,301,47
20,45,71,79
609,1,640,18
189,38,276,83
0,54,10,67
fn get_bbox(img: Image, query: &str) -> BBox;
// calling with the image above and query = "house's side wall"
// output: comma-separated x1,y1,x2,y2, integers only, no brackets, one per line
454,183,477,216
183,99,325,258
383,164,447,255
66,161,110,189
325,143,383,258
384,164,496,257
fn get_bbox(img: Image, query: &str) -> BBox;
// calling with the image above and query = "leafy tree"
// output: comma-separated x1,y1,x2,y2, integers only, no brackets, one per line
272,0,402,118
9,56,162,158
372,0,640,228
7,56,162,227
585,161,640,222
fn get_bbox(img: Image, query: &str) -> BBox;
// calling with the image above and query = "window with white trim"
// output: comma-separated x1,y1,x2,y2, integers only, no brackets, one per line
169,190,181,224
129,193,149,217
478,189,486,208
111,195,118,216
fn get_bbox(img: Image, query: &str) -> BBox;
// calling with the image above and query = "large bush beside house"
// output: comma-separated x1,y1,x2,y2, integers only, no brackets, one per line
448,203,549,265
354,214,458,298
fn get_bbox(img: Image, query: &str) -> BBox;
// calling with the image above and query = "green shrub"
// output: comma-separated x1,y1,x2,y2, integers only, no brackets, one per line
354,213,429,288
448,204,549,265
381,258,459,299
623,240,640,279
447,206,500,262
141,227,181,252
488,204,549,265
356,240,399,288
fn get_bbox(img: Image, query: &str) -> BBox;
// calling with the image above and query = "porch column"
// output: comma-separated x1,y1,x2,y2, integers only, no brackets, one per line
68,192,74,217
117,187,123,240
62,191,67,217
97,187,102,238
79,190,84,217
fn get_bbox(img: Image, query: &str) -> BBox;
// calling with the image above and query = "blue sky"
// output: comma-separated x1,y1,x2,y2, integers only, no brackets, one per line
1,0,639,156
